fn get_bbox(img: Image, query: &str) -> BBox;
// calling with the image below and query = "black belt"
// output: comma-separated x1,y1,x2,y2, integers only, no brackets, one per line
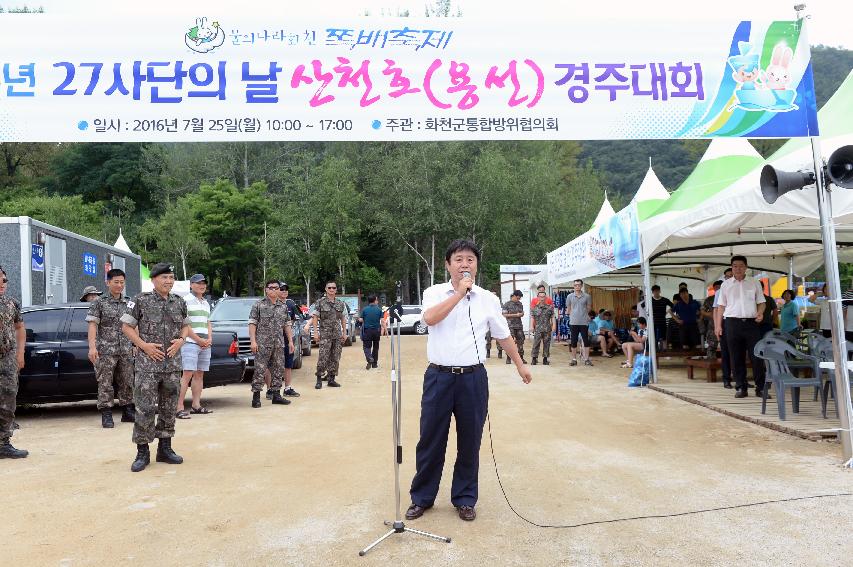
429,363,484,374
725,317,756,322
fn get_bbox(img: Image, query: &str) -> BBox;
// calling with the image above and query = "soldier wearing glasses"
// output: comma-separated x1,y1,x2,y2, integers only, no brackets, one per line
248,280,293,408
305,280,347,390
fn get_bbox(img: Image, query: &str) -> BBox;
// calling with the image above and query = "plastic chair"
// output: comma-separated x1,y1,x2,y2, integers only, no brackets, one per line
812,338,853,419
753,339,826,420
762,329,797,346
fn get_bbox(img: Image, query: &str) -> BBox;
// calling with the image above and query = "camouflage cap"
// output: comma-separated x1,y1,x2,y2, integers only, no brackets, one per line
79,285,102,301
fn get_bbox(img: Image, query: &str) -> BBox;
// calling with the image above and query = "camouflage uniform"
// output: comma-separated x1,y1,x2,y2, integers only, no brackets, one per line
502,300,526,359
530,302,555,360
120,292,188,445
0,296,23,444
248,297,290,392
311,295,346,378
86,295,133,410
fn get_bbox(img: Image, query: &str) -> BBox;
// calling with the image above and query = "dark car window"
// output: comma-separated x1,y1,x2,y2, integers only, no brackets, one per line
24,309,63,341
210,300,255,321
66,308,89,341
403,307,421,315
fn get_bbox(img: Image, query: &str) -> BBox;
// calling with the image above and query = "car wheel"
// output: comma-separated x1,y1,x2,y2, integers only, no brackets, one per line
291,344,302,369
302,338,311,357
414,321,428,335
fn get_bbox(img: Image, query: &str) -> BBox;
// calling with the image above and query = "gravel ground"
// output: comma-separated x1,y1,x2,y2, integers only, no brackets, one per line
4,337,852,567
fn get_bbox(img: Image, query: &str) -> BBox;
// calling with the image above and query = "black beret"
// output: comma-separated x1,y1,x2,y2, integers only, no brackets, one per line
150,262,175,278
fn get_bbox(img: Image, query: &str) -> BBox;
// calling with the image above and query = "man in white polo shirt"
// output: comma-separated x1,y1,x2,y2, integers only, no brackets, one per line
176,274,213,418
714,256,766,398
405,239,532,523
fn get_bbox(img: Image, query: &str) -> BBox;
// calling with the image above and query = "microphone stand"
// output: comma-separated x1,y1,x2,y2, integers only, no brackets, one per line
359,304,451,556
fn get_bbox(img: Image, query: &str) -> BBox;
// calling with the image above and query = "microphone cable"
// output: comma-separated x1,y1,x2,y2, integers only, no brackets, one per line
472,295,853,528
486,415,852,529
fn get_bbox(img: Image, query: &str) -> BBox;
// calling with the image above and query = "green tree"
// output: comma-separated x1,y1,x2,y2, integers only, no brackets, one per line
142,198,209,280
0,193,104,238
184,179,272,295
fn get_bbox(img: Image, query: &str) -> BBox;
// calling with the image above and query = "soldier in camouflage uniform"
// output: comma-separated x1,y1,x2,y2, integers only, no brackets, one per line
502,290,527,365
248,279,293,408
120,263,189,473
306,280,347,389
86,268,134,428
529,290,555,365
0,265,28,459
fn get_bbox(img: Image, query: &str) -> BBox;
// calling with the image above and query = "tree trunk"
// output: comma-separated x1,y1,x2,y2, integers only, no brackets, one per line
430,233,435,286
414,241,422,302
243,142,249,189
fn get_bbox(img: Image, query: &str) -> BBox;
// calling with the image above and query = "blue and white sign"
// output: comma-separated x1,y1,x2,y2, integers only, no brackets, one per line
31,244,44,272
83,252,97,277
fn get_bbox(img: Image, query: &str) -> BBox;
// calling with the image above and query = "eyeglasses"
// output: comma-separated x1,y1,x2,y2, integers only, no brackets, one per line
267,286,280,290
326,286,337,290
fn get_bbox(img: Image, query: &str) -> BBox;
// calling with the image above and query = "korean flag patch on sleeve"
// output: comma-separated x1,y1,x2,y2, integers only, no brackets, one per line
127,301,135,309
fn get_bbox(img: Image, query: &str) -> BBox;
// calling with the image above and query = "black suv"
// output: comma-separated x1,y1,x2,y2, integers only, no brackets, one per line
17,303,244,405
209,297,311,377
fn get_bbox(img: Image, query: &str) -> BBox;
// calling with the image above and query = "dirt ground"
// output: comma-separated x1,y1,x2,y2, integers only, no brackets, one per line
4,336,852,567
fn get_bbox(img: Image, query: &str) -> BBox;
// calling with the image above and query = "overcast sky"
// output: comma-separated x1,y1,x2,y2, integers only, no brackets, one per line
16,0,852,49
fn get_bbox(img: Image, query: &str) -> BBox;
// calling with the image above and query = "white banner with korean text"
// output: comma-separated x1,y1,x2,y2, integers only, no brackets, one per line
0,14,818,141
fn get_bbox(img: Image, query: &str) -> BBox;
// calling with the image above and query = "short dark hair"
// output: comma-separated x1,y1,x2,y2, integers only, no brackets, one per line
326,279,337,287
638,317,647,325
724,267,733,274
574,279,583,286
367,294,377,303
444,239,480,263
651,285,660,292
678,281,688,288
265,279,279,287
106,268,126,280
783,288,797,300
730,255,748,266
713,280,723,287
588,309,596,317
537,284,546,290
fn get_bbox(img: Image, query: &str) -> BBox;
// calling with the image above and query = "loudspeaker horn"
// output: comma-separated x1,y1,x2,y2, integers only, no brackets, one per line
760,165,816,204
827,145,853,189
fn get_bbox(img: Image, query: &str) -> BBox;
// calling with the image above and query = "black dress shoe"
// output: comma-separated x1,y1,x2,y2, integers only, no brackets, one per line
758,390,771,400
735,390,748,398
723,383,733,389
405,503,432,520
456,505,476,521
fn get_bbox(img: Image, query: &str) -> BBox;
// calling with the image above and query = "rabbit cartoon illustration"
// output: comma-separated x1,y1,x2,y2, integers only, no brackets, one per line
763,44,793,90
185,16,225,53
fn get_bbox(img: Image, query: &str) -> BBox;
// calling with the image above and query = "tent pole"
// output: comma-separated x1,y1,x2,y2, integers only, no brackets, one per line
642,258,658,384
811,136,853,466
788,256,795,291
637,201,658,384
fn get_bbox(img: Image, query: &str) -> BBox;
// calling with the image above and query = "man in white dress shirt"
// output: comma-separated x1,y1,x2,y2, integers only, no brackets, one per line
405,239,532,523
714,256,766,398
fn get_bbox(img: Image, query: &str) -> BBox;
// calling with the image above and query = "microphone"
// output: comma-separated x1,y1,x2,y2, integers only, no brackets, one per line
462,271,472,300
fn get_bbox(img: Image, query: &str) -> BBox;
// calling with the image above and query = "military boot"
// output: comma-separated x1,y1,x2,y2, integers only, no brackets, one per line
497,351,503,359
252,391,261,408
130,443,150,472
315,375,323,389
0,441,28,459
121,405,135,423
327,375,341,387
531,357,538,365
270,390,291,405
543,357,550,366
505,357,512,365
101,408,115,428
156,438,183,465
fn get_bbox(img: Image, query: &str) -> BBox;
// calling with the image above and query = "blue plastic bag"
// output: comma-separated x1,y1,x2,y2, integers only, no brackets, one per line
628,354,650,387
